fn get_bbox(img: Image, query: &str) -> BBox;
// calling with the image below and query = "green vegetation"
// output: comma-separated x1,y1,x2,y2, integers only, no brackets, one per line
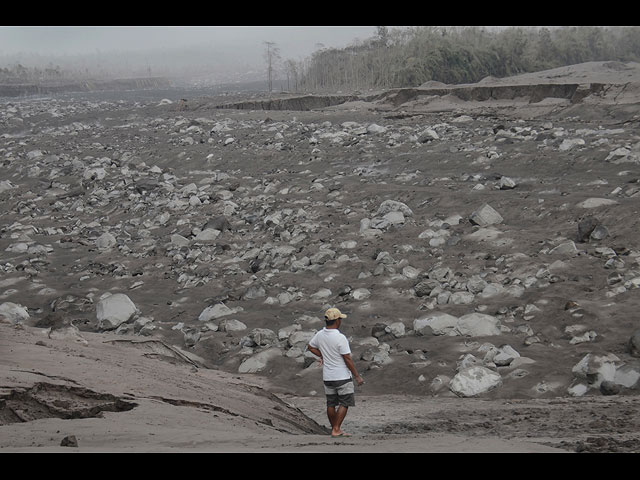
291,26,640,92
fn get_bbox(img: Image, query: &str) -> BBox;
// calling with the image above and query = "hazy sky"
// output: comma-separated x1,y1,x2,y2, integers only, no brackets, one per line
0,26,378,59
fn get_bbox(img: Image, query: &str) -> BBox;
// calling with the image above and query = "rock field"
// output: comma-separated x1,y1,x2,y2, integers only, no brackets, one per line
2,61,640,452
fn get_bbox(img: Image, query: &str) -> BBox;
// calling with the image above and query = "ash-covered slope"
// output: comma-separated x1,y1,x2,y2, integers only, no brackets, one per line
1,61,640,414
0,322,326,450
212,61,640,117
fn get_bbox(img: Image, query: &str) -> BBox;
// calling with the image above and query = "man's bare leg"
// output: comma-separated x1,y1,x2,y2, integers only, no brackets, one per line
327,405,349,436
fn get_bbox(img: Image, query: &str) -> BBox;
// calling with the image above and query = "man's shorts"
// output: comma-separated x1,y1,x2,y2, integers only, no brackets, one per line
323,378,355,407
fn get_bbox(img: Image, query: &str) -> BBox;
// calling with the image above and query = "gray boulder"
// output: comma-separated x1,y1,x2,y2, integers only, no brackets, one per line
0,302,30,324
198,303,234,322
47,323,88,346
361,343,392,366
414,312,459,336
414,279,440,297
572,353,620,389
455,313,502,337
95,232,117,250
498,176,517,189
376,200,413,217
238,348,282,373
96,293,137,330
219,319,247,333
248,328,278,346
183,329,201,348
469,204,503,226
450,366,503,397
613,360,640,388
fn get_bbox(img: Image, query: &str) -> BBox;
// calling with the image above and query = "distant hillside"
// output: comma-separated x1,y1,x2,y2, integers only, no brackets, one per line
0,77,171,97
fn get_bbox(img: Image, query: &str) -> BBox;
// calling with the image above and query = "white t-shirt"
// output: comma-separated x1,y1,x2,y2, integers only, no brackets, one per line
308,327,352,381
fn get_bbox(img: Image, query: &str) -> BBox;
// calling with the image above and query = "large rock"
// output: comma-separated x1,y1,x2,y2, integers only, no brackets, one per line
613,360,640,389
576,216,599,242
48,324,88,346
577,198,618,209
96,293,137,330
360,343,392,365
449,366,503,397
469,203,503,226
198,303,234,322
376,200,413,217
238,348,282,373
413,312,502,337
0,302,30,324
572,353,620,388
549,241,578,256
414,279,440,297
248,328,278,346
95,232,117,250
194,228,221,243
456,313,502,337
219,319,247,332
288,330,316,349
413,312,459,336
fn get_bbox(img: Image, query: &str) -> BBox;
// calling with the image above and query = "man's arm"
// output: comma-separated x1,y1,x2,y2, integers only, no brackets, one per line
307,345,322,359
342,353,364,385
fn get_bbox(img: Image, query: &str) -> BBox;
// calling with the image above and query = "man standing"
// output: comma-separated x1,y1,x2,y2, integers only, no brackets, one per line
307,307,364,437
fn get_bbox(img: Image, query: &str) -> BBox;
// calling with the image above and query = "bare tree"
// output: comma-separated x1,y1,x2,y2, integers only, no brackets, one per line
263,41,281,93
284,59,299,92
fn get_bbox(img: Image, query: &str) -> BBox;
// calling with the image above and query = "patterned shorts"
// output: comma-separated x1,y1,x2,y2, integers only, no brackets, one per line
323,378,355,407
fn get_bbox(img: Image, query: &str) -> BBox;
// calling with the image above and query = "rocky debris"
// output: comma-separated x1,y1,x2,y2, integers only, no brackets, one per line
2,66,640,403
568,353,640,396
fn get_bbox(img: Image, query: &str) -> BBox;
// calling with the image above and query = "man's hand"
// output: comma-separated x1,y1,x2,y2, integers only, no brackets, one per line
343,353,364,386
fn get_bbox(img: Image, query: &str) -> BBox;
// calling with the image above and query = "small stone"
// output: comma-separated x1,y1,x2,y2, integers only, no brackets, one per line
498,176,517,189
600,380,620,396
60,435,78,447
95,232,117,250
577,216,599,242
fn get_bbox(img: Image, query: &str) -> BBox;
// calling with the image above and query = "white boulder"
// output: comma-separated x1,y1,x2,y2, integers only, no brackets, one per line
198,303,234,322
0,302,30,324
571,353,620,388
414,312,459,336
238,348,282,373
455,313,502,337
376,200,413,217
96,293,137,330
450,366,502,397
469,204,503,226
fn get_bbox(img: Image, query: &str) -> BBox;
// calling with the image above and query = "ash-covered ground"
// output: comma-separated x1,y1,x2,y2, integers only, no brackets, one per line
2,61,640,452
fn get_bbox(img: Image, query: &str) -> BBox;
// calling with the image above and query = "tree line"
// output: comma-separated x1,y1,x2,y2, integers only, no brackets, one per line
281,26,640,92
0,63,65,84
